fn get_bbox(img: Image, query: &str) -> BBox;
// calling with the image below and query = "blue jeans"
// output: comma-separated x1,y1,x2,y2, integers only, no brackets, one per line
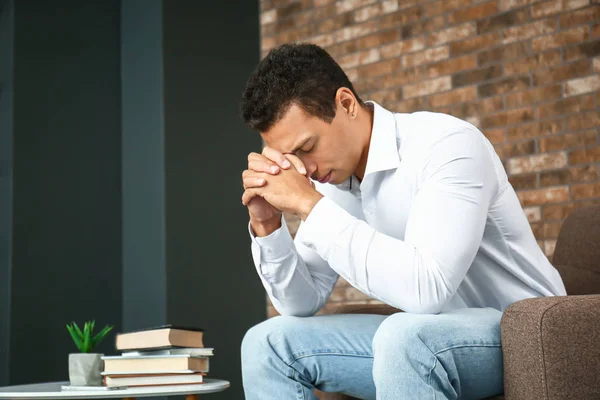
241,308,503,399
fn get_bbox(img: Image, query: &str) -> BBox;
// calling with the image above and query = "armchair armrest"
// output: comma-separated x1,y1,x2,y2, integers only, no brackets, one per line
501,295,600,400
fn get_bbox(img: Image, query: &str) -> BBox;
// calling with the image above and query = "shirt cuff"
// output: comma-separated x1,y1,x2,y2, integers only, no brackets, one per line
295,196,357,260
248,216,294,262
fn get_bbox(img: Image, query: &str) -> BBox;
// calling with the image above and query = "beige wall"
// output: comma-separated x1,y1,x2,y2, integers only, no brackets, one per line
259,0,600,317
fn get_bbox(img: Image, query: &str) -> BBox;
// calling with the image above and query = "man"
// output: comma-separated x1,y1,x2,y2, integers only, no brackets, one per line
239,43,566,400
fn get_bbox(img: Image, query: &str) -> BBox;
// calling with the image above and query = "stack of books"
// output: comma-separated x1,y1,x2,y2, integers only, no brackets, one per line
101,325,213,388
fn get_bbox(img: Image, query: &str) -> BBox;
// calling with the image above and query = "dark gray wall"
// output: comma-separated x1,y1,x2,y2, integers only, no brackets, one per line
0,0,14,387
2,1,262,396
9,0,122,384
162,1,263,398
121,0,167,332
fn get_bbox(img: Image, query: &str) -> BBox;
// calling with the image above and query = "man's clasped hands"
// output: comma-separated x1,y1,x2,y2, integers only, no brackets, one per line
241,148,323,230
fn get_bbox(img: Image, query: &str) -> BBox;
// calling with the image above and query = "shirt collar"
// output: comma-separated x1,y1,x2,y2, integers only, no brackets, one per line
362,101,401,178
332,101,401,192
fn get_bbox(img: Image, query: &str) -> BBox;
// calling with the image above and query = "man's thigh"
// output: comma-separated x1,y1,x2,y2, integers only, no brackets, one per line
373,307,503,399
248,313,387,398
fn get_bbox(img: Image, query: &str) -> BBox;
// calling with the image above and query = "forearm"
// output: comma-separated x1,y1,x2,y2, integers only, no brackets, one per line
249,217,335,317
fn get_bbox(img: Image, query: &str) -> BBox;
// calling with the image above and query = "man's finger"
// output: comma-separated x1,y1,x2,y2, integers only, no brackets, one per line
284,154,307,175
262,147,291,169
248,160,280,174
241,188,261,206
242,175,266,189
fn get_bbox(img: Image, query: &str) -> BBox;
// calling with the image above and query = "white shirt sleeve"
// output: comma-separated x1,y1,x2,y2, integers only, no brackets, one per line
249,216,339,317
295,129,499,314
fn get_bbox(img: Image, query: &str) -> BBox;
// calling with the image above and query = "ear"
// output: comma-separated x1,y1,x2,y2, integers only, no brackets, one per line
335,87,358,119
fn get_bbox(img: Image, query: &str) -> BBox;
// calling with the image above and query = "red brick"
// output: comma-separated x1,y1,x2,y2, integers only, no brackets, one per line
505,85,562,108
494,140,536,158
539,130,597,152
518,187,570,206
367,88,402,104
543,222,563,239
538,94,595,119
560,5,600,29
478,42,530,66
480,96,506,114
500,0,535,11
379,38,425,59
540,165,599,186
423,0,472,17
327,30,400,58
450,32,499,56
333,19,381,43
356,58,399,79
484,128,506,144
478,76,531,98
353,1,400,23
427,23,476,47
565,40,600,62
316,12,353,34
594,23,600,38
564,75,600,96
566,110,600,131
336,0,377,14
505,50,562,75
449,0,499,24
595,57,600,73
482,107,534,128
338,49,381,69
401,16,446,39
509,173,539,190
452,65,503,87
532,26,591,52
261,9,277,25
404,77,452,99
531,0,590,19
452,98,504,121
543,199,600,220
569,146,600,164
508,120,564,140
532,59,591,85
390,97,430,113
508,152,567,174
477,8,529,34
277,25,314,43
379,6,424,30
429,86,477,108
524,206,542,222
572,182,600,200
402,46,449,68
427,55,478,79
345,286,371,301
544,240,557,257
503,19,557,44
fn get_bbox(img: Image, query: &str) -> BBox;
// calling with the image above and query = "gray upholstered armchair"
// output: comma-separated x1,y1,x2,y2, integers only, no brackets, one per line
317,205,600,400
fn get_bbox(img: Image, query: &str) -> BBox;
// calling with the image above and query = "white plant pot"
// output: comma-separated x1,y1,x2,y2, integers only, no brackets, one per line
68,353,104,386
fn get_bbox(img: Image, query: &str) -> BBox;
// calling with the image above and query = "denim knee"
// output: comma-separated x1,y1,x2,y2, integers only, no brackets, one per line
372,313,434,370
241,316,300,371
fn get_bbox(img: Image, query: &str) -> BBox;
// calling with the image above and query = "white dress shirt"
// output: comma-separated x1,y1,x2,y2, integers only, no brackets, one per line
249,101,566,316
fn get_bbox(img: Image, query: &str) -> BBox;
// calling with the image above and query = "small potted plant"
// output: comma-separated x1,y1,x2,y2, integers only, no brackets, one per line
66,320,114,386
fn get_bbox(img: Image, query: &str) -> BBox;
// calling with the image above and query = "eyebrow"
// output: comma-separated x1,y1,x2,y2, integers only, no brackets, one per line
288,138,310,154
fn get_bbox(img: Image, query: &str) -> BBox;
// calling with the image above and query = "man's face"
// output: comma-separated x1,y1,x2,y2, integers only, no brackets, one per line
261,103,359,185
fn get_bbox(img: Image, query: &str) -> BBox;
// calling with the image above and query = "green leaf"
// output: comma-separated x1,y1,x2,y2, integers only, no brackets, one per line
66,324,83,352
90,320,96,336
91,325,114,348
82,321,91,353
72,322,84,340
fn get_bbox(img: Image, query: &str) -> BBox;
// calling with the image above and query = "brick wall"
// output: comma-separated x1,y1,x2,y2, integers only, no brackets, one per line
259,0,600,317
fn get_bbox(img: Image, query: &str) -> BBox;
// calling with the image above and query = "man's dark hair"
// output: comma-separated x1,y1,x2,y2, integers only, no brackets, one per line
241,43,364,132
